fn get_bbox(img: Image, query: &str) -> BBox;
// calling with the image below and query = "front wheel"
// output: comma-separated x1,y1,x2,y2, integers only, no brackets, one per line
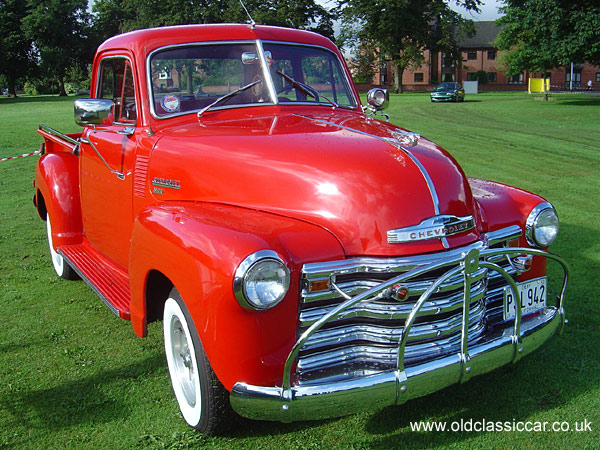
46,214,77,280
163,288,230,434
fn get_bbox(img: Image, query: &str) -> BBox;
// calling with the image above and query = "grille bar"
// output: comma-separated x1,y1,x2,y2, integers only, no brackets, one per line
300,301,486,353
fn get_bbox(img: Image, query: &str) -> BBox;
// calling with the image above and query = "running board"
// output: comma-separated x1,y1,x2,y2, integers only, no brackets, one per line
59,243,131,320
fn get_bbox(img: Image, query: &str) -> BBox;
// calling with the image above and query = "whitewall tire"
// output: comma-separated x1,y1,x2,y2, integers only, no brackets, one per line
46,215,77,280
163,288,230,434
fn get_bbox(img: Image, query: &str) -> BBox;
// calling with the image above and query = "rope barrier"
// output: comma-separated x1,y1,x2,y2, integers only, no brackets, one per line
0,144,43,162
0,149,42,162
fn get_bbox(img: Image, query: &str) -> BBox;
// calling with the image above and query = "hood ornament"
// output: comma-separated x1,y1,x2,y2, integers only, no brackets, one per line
391,129,420,147
388,215,475,244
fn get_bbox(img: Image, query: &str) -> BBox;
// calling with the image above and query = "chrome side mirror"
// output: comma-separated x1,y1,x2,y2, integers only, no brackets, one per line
74,98,114,126
366,88,389,110
241,52,259,65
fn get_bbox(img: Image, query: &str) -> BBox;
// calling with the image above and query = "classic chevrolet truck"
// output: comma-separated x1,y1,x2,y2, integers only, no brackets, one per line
33,24,569,433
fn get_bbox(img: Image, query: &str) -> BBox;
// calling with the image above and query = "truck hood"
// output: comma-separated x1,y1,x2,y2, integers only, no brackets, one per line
148,109,480,256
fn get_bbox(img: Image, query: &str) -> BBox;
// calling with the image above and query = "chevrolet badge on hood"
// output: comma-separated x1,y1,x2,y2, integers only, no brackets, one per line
387,215,475,244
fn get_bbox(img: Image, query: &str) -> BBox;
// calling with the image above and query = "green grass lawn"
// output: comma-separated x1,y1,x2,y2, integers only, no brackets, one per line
1,92,599,449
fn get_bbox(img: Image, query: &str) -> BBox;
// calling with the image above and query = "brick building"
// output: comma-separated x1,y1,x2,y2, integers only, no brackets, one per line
367,21,600,92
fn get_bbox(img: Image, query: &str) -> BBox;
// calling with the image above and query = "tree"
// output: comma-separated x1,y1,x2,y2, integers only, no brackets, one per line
495,0,600,76
0,0,36,97
23,0,92,96
92,0,335,44
338,0,481,93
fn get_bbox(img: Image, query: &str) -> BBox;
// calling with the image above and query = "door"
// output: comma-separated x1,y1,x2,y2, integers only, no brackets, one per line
79,56,138,268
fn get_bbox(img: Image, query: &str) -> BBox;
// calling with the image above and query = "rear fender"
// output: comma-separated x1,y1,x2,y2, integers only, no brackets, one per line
35,152,83,247
129,202,344,390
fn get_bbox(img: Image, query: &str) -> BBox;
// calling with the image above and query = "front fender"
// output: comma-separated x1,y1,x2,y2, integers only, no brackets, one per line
35,152,83,246
470,177,549,279
129,202,344,390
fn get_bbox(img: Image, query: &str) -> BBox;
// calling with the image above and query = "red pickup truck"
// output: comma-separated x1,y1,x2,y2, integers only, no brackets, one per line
34,24,569,433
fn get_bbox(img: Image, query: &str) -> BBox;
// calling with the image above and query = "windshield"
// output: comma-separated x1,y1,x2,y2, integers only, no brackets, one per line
149,42,356,117
436,82,458,90
262,43,356,108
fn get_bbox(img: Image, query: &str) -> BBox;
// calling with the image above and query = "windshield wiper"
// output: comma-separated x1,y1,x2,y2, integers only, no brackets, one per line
275,70,340,108
276,71,320,101
197,78,262,117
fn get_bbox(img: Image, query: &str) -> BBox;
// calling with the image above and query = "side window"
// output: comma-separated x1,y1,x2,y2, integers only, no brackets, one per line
98,58,137,124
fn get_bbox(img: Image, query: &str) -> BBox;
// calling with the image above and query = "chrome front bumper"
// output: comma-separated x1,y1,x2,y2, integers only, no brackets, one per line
230,245,569,422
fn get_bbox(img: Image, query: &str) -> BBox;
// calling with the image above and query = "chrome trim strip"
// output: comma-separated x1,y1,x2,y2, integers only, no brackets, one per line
299,282,487,327
256,39,278,105
293,113,442,222
38,125,79,146
301,266,490,304
485,224,521,247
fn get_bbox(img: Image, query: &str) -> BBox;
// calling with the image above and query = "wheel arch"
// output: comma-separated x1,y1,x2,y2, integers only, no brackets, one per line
128,202,344,390
145,269,174,326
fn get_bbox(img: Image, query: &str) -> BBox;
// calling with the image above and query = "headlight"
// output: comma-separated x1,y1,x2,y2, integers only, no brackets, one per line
233,250,290,310
366,88,389,110
526,202,559,248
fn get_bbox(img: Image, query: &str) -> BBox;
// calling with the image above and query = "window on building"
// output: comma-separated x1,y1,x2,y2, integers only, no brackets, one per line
380,61,388,84
566,69,582,89
442,73,455,82
467,72,477,81
596,72,600,82
487,72,497,82
487,50,496,60
467,50,477,60
414,73,424,83
509,73,524,84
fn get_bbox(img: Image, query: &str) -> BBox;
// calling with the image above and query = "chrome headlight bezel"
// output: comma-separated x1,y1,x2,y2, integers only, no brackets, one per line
525,202,559,248
366,88,389,110
233,250,290,310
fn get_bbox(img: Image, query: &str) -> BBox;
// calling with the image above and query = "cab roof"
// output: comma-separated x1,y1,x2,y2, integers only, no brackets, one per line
97,23,338,56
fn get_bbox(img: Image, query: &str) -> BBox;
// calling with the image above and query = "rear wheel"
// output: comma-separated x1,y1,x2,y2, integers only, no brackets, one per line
46,214,77,280
163,288,230,434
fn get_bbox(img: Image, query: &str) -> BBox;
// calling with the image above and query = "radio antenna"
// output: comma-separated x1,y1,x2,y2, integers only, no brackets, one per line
239,0,256,29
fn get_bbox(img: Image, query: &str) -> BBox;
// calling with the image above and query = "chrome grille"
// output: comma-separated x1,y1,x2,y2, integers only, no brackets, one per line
295,228,521,385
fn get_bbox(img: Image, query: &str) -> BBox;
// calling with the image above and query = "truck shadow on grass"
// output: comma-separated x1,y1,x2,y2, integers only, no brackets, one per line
361,335,590,449
0,354,166,448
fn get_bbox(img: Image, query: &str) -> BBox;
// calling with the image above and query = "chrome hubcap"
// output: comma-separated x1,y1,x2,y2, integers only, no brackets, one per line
171,318,196,407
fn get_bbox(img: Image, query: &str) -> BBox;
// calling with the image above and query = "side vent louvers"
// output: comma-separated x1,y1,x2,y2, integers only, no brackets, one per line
133,155,150,198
